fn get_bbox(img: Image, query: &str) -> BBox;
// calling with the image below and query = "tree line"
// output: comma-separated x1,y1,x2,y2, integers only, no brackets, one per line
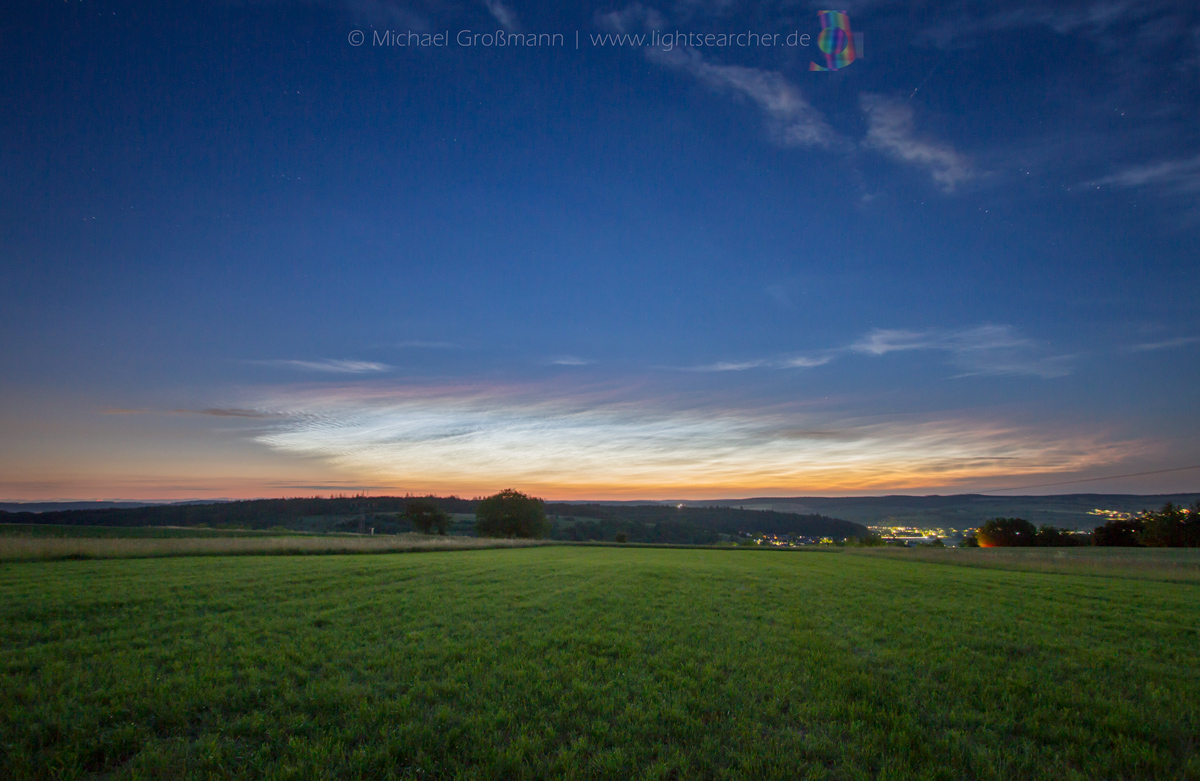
0,495,476,530
543,503,865,540
0,491,865,542
967,502,1200,547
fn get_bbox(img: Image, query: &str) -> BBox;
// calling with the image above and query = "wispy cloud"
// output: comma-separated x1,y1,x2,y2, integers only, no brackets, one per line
685,359,772,373
243,382,1135,494
596,6,836,149
860,94,973,192
653,48,838,148
548,355,595,366
482,0,518,30
851,325,1073,378
684,354,835,372
683,325,1069,378
849,325,1030,357
252,359,392,374
848,329,936,356
1128,335,1200,352
780,355,836,368
595,3,666,35
1087,155,1200,195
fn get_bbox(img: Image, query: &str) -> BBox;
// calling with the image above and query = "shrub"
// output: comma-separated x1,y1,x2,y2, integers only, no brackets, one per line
976,517,1037,547
1135,502,1200,547
1091,503,1200,547
475,490,550,539
406,499,451,535
1092,518,1143,546
1034,525,1086,547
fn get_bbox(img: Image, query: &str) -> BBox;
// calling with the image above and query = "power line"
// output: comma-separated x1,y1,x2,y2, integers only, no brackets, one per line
978,465,1200,493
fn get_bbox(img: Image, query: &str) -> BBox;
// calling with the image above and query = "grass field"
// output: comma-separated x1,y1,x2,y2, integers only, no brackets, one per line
2,547,1197,780
0,530,550,562
850,546,1200,583
0,524,315,539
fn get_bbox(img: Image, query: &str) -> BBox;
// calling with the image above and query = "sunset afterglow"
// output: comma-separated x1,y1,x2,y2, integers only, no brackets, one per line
1,1,1196,502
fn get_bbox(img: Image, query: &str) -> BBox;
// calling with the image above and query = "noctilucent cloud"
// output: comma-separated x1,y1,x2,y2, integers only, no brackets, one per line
1,0,1198,500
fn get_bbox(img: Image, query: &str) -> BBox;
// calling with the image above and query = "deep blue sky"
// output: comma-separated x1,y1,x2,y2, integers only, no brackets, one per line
2,0,1198,500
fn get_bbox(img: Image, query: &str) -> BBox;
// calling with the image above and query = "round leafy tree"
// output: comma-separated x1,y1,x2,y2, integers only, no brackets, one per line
976,517,1037,547
1092,519,1142,546
475,489,549,539
406,498,451,535
1135,502,1200,548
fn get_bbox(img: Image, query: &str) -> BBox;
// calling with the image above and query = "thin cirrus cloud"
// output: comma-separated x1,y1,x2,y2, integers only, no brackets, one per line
685,359,772,373
250,359,393,374
596,5,837,149
482,0,518,30
244,381,1137,496
684,355,834,372
860,94,974,192
598,5,995,185
849,325,1027,356
595,3,664,32
1127,336,1200,352
853,325,1073,378
1087,155,1200,196
683,325,1071,378
653,48,839,148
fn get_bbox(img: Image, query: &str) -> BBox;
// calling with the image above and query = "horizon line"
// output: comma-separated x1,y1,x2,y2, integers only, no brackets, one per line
4,489,1200,506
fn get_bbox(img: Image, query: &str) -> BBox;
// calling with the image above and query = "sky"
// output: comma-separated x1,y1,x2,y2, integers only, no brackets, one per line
1,0,1198,501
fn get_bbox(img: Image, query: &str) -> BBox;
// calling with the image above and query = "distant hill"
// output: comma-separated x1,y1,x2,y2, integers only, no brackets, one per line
545,503,865,542
0,501,169,513
686,493,1200,531
0,496,473,530
0,495,868,543
11,491,1189,535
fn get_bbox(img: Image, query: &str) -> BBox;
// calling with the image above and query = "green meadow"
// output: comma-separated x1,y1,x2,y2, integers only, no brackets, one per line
0,524,311,539
0,528,548,562
2,547,1198,780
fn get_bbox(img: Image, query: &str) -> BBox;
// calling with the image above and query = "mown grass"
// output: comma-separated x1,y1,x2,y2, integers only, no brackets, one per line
0,524,314,539
849,546,1200,583
1,547,1197,780
0,532,551,562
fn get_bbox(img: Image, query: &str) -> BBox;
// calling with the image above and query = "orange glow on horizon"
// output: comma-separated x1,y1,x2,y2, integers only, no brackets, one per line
0,379,1168,503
